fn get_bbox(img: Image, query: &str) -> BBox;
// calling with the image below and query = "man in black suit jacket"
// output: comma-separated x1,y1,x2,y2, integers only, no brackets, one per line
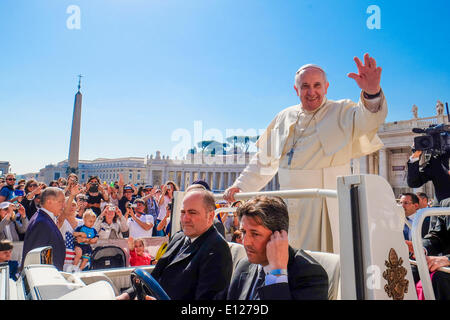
119,189,232,300
21,187,66,271
407,151,450,203
227,195,328,300
400,193,430,241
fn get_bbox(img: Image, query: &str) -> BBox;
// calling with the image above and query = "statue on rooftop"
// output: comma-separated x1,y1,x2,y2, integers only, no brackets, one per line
436,100,444,116
412,104,418,119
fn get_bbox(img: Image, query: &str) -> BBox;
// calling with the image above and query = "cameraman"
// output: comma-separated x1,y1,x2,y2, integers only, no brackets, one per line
407,150,450,206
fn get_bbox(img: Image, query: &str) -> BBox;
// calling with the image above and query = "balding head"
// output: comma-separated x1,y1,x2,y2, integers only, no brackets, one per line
40,187,65,216
184,189,216,213
181,190,216,238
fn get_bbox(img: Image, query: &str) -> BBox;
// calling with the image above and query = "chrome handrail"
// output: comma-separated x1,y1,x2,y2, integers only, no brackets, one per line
214,188,338,201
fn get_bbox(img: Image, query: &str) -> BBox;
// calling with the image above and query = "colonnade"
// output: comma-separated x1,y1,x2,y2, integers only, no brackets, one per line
148,168,279,192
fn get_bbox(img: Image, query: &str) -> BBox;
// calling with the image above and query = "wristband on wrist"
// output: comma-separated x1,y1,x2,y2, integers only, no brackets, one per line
363,89,381,99
269,268,288,276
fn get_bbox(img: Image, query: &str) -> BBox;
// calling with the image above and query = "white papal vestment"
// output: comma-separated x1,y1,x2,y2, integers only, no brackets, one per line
232,91,387,253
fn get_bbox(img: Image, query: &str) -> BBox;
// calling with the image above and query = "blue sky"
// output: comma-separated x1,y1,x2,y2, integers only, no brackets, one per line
1,0,449,174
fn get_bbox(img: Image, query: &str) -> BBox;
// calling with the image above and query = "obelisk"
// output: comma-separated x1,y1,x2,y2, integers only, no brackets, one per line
67,75,83,175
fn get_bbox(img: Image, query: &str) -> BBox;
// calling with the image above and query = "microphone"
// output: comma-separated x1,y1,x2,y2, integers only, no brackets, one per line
412,128,425,134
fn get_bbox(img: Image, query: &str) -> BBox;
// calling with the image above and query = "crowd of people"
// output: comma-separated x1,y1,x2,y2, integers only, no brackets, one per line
1,169,449,300
1,53,449,300
0,172,243,273
1,161,449,299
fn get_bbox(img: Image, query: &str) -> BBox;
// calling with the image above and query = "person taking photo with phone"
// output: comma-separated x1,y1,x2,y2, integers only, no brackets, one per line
156,181,178,236
94,204,129,240
125,198,154,239
0,202,29,242
85,176,109,216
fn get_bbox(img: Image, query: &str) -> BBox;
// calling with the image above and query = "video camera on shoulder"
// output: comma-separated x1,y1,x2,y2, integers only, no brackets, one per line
412,102,450,156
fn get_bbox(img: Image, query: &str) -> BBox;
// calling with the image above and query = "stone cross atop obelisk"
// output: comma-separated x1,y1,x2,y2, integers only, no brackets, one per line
67,75,83,175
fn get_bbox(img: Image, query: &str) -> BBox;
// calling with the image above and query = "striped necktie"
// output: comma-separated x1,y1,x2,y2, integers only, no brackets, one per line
249,266,266,300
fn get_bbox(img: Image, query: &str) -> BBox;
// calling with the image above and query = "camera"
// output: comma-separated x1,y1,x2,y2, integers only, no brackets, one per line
108,206,116,212
412,102,450,156
89,183,99,193
412,124,450,156
127,203,137,208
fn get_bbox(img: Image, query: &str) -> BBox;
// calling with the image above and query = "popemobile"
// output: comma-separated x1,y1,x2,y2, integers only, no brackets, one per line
1,173,449,300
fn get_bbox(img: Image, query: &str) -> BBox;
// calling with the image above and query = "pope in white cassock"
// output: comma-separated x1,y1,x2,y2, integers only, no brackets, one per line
224,53,387,253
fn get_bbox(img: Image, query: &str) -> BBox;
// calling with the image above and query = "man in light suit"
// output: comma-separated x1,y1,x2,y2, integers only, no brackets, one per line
227,195,328,300
21,187,66,271
119,189,232,300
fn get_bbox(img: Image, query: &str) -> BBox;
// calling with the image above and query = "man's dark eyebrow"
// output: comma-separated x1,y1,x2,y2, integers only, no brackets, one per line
301,81,322,86
240,227,260,233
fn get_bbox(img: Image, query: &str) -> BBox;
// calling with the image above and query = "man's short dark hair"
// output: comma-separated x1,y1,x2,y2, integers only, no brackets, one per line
0,239,13,251
231,230,242,242
88,176,100,183
192,180,211,191
416,192,428,201
237,196,289,233
401,193,419,205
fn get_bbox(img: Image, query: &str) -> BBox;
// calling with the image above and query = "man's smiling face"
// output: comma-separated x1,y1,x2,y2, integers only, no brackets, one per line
295,68,329,112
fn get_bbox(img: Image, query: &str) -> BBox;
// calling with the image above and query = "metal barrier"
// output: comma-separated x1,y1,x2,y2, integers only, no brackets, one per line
213,188,338,201
171,189,337,236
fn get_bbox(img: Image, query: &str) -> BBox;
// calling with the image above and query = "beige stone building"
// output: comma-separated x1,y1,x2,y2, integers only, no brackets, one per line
19,106,450,198
355,111,449,199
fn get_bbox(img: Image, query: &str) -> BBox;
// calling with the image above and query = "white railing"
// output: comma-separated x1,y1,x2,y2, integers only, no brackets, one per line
213,188,338,201
411,207,450,300
172,189,337,241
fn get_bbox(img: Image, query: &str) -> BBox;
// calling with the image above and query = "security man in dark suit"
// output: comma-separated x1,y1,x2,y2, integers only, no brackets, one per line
21,187,67,271
227,195,328,300
407,150,450,205
119,189,232,300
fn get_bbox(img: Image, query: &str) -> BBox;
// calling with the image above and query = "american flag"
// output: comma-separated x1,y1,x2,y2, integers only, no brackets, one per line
64,232,76,265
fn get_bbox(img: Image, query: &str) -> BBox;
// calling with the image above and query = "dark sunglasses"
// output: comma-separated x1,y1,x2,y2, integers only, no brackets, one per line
6,178,16,181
